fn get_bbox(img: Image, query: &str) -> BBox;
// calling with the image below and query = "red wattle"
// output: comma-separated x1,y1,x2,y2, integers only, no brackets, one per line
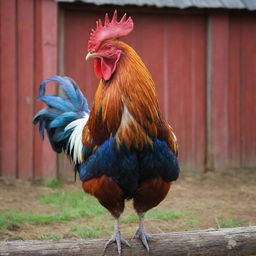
94,58,103,79
93,51,121,81
101,57,116,81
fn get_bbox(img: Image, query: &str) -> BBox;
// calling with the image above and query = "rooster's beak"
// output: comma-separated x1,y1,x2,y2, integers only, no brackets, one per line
86,52,99,61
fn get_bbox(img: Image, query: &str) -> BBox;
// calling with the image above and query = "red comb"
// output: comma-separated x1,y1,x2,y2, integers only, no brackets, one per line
88,10,134,52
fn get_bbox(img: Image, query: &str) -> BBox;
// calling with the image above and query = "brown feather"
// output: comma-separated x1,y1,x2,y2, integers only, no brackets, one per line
133,179,171,214
83,39,178,155
82,175,124,217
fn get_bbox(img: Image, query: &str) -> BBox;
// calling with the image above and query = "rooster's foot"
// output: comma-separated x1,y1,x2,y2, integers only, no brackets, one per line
134,228,152,251
105,231,130,254
134,213,153,251
104,218,130,255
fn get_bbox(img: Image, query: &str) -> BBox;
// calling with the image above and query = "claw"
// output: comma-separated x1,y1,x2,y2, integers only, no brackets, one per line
104,218,130,255
105,231,130,254
134,213,153,251
134,228,152,251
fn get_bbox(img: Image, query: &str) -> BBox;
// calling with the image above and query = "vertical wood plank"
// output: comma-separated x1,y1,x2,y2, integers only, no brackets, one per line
33,0,58,179
167,16,190,169
211,15,229,169
17,0,34,179
0,0,17,177
41,0,58,178
205,16,214,171
33,0,43,179
240,16,256,167
228,16,241,168
190,16,206,170
167,15,206,171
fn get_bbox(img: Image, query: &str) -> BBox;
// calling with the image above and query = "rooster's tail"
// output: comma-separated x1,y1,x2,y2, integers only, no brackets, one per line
33,76,89,164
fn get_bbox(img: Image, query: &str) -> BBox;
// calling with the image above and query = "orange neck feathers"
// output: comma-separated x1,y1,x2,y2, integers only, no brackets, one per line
84,40,163,150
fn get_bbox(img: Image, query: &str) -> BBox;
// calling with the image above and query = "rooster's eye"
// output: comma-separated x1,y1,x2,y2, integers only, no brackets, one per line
104,46,112,51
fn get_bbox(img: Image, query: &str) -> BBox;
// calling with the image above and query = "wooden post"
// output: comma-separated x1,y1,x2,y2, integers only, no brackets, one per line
0,0,18,178
33,0,58,179
0,227,256,256
17,0,35,179
205,15,214,172
210,15,230,169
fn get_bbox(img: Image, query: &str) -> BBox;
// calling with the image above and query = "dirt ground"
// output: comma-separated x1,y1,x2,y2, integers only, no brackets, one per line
0,168,255,241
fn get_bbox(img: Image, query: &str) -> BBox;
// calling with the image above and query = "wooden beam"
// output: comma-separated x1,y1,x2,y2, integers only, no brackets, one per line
0,227,256,256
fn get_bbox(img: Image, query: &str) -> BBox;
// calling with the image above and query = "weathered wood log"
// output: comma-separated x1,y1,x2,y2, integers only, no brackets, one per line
0,227,256,256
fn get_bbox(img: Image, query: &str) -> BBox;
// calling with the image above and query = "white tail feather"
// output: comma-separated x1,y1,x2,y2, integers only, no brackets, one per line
65,114,89,164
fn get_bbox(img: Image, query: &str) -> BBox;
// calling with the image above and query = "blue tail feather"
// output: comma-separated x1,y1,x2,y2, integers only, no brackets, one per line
49,112,79,129
38,95,76,112
39,76,89,112
33,76,90,155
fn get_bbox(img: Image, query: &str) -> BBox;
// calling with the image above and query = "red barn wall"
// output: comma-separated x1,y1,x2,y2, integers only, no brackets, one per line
0,0,57,179
0,1,255,179
211,14,256,169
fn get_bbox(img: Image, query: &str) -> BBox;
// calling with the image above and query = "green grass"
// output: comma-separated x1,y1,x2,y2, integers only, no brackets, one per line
187,220,201,227
70,226,101,239
0,211,72,231
121,210,185,224
146,210,185,221
39,191,106,218
43,179,62,189
219,219,247,228
0,191,106,231
121,214,138,223
0,189,186,237
121,210,186,224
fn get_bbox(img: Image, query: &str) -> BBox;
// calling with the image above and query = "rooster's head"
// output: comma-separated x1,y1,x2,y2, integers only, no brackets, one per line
86,11,134,81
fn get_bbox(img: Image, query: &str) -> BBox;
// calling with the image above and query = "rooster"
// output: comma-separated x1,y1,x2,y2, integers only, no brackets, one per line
33,11,179,254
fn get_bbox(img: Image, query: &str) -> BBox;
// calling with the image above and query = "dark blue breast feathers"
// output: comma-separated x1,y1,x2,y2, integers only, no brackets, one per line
78,138,179,197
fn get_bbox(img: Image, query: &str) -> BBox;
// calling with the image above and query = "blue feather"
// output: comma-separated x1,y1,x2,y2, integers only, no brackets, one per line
38,95,75,112
49,112,79,129
139,140,179,182
47,77,78,106
63,76,89,113
33,76,90,155
39,120,46,139
33,108,59,122
39,76,89,113
77,138,179,197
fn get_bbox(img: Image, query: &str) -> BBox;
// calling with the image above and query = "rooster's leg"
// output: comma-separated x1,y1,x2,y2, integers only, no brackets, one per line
134,213,152,251
104,217,130,255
